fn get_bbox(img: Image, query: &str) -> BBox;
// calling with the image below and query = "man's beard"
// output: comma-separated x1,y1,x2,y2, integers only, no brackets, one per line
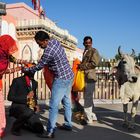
85,46,91,50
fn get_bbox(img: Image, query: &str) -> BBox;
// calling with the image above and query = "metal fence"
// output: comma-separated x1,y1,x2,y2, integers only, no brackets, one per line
2,61,119,101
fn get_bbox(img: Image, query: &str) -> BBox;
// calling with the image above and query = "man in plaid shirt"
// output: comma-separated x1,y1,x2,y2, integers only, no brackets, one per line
23,31,74,138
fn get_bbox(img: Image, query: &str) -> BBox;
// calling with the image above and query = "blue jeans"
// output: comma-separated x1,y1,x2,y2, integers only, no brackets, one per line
47,78,73,133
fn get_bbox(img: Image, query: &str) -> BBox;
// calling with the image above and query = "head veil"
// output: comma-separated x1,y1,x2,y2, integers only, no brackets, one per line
0,35,18,76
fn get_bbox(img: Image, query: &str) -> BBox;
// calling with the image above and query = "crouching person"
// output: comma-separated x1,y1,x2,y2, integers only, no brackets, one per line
8,69,44,136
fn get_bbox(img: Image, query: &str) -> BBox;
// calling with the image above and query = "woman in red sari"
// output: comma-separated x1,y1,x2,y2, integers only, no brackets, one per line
0,35,24,138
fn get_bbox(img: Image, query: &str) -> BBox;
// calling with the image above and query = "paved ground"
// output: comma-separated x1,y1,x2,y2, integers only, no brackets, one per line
2,101,140,140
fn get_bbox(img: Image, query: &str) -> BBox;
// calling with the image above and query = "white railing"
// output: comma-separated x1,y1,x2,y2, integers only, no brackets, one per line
17,19,78,44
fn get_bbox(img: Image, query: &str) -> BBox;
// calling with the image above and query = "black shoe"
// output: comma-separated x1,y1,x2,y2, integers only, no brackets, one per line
80,119,88,125
58,124,72,131
37,132,55,138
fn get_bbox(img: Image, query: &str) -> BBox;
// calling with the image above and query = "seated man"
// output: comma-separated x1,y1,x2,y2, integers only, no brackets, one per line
8,66,44,136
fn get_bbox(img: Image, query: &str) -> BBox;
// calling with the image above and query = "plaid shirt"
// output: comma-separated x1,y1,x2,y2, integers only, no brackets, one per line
28,39,74,80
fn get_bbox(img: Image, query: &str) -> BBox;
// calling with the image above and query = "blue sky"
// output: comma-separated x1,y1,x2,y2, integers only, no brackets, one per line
2,0,140,58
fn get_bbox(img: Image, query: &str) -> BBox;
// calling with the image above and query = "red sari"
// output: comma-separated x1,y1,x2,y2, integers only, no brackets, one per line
0,35,18,138
43,66,54,90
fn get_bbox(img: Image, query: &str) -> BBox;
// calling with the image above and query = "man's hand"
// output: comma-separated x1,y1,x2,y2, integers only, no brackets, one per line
78,64,81,69
15,66,21,72
78,63,87,70
27,91,34,99
21,66,29,74
78,64,84,70
21,60,28,66
35,105,40,112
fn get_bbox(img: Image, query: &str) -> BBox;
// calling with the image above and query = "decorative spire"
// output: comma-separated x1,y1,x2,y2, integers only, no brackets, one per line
31,0,45,18
32,0,37,10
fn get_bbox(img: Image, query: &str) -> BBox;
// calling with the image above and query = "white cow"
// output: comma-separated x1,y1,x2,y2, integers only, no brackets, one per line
111,46,140,130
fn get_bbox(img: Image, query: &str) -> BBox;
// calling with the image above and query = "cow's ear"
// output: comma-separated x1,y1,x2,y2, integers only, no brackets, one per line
135,65,140,74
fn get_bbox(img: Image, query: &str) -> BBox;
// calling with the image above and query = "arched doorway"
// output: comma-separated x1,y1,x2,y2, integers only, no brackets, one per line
22,44,32,61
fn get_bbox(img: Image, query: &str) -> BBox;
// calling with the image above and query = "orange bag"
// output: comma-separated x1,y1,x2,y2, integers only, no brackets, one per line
72,58,81,86
73,70,85,92
43,66,54,90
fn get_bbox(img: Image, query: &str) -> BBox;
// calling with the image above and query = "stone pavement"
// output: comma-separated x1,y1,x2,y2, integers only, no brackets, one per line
2,101,140,140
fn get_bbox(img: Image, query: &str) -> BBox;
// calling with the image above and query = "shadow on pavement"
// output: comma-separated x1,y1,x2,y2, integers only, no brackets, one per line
3,104,140,140
95,105,140,135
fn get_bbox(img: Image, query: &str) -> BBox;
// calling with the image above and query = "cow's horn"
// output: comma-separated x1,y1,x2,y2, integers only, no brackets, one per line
118,46,122,57
131,49,135,57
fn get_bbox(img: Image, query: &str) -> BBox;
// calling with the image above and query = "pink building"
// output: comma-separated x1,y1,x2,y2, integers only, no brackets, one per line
1,2,81,100
1,2,78,62
75,47,84,61
6,3,39,20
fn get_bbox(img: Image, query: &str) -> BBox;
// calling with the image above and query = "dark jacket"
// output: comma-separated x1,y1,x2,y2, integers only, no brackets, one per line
8,76,38,105
80,47,100,81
